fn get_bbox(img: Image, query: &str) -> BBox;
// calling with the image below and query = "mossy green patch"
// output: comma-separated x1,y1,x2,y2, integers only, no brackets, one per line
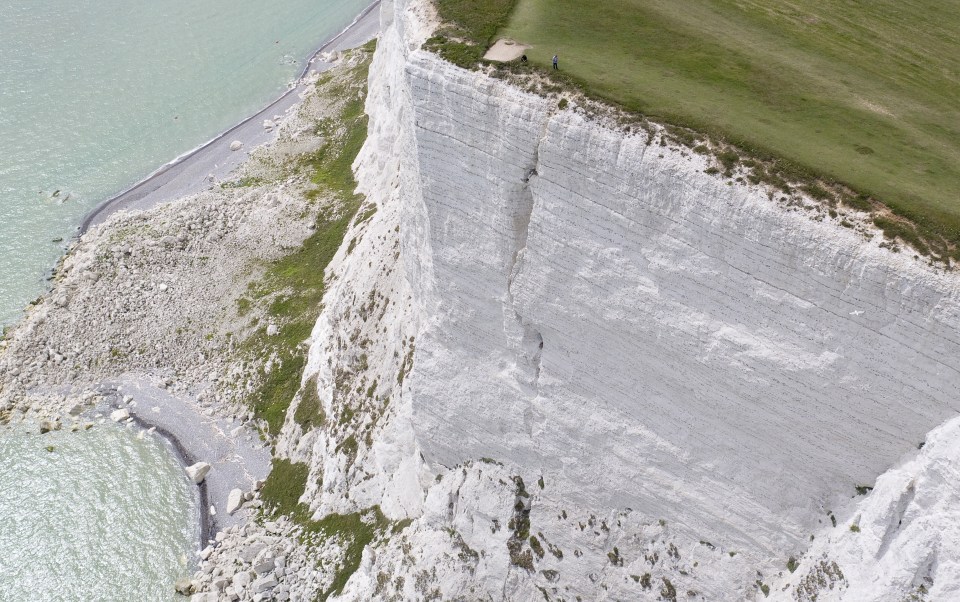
260,456,404,600
241,45,374,434
260,458,310,516
306,508,390,599
425,0,520,68
294,374,326,431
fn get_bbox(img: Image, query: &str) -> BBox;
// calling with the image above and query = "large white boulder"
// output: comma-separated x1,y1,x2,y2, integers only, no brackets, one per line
226,488,244,514
185,462,211,484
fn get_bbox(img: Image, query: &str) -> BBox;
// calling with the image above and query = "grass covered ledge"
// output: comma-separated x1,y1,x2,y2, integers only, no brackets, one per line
429,0,960,262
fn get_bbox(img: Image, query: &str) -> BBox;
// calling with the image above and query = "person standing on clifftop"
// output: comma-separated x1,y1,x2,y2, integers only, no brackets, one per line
552,54,559,70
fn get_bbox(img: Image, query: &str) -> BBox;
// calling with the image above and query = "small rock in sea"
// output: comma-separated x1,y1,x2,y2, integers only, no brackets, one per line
110,408,130,422
186,462,212,484
226,489,244,514
174,577,195,595
229,140,243,151
68,403,83,416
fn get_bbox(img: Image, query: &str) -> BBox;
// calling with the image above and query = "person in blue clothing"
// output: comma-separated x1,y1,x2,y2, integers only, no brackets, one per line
552,54,559,70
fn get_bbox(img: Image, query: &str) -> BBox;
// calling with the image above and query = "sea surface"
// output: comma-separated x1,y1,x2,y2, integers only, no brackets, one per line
0,0,371,326
0,425,198,600
0,0,371,597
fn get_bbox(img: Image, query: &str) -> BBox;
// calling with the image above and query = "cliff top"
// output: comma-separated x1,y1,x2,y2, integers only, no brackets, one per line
431,0,960,261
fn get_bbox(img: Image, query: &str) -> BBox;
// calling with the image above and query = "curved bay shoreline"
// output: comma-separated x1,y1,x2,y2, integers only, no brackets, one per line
0,5,382,599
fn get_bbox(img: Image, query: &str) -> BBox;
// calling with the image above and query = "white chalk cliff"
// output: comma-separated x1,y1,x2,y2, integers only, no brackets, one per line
278,0,960,599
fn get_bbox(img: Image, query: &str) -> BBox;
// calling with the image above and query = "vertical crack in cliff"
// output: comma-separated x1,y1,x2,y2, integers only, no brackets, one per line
504,116,554,389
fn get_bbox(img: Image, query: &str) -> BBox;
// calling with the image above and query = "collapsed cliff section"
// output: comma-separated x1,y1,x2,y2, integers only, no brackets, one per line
768,412,960,601
261,0,960,599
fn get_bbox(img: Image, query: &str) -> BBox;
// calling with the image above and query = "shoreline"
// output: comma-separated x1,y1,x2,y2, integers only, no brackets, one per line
123,406,214,545
78,0,381,234
0,29,381,600
66,2,382,554
101,377,272,549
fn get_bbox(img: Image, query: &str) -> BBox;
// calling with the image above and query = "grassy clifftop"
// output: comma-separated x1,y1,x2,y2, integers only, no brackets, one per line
433,0,960,258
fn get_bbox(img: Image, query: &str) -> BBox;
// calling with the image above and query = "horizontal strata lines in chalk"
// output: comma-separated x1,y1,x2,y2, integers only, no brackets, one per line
403,51,960,558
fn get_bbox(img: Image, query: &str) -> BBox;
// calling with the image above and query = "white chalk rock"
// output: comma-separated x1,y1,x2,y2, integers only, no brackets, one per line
186,462,211,484
266,324,279,336
262,119,275,130
253,558,275,576
229,140,243,151
232,571,251,590
252,574,277,593
226,488,244,514
109,408,130,422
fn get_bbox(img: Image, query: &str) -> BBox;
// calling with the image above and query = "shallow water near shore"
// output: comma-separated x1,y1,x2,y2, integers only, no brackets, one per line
0,0,371,325
0,423,198,600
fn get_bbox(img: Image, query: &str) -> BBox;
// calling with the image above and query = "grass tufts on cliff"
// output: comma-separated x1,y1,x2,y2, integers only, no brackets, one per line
260,458,311,516
433,0,960,260
260,458,398,600
425,0,520,67
241,43,374,434
294,374,326,431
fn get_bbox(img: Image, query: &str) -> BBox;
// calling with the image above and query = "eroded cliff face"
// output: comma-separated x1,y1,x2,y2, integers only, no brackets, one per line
279,0,960,599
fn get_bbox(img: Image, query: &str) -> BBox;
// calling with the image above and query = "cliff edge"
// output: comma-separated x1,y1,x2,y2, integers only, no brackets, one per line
267,0,960,599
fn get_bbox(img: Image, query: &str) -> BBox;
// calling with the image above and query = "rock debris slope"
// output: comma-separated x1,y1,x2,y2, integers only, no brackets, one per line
272,0,960,599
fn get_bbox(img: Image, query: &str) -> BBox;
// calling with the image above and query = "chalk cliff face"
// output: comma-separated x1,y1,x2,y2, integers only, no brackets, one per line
282,0,960,599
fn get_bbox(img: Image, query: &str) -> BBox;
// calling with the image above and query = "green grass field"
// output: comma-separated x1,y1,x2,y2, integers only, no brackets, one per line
434,0,960,254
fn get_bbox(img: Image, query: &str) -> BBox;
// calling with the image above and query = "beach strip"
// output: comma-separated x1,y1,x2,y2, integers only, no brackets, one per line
79,1,381,234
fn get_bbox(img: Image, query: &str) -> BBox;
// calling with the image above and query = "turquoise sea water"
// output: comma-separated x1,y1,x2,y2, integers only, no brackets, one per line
0,0,370,597
0,425,197,601
0,0,370,325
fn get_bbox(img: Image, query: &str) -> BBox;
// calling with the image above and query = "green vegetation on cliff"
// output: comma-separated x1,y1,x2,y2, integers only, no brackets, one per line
241,42,374,433
432,0,960,258
260,458,397,600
